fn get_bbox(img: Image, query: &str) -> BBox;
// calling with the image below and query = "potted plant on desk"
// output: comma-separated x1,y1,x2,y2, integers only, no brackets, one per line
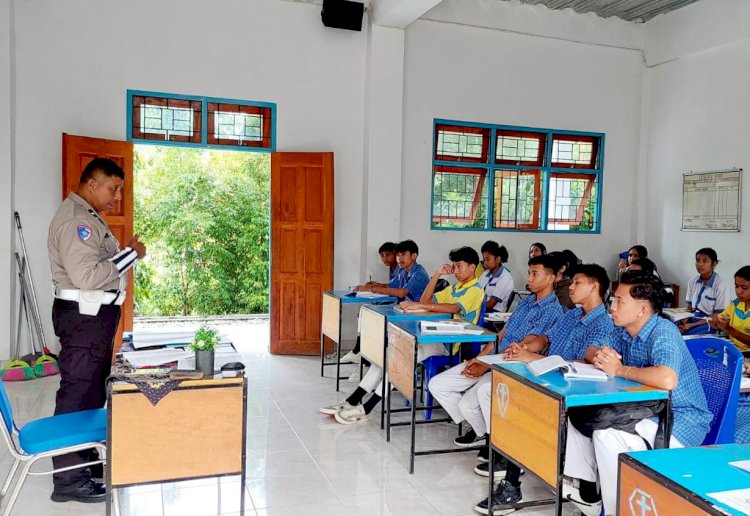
191,327,220,378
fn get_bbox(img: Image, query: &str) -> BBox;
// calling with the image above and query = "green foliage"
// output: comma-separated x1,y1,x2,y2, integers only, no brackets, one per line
134,146,270,316
190,327,220,352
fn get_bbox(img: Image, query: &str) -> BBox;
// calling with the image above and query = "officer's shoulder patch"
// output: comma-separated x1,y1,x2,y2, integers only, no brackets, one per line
77,225,93,242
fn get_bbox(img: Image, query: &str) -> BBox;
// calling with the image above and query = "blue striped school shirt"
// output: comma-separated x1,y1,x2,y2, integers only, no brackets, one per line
496,292,563,353
389,262,429,301
546,304,614,361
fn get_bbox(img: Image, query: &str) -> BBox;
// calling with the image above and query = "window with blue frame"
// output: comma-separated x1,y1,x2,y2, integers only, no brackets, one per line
128,90,276,152
432,120,603,233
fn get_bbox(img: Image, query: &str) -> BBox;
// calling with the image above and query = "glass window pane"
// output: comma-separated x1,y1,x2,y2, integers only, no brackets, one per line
492,170,540,229
551,135,599,168
435,125,490,163
495,131,545,166
547,174,599,231
432,166,488,229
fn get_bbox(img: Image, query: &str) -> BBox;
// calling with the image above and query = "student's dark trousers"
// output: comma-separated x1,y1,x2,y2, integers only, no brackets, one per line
51,299,120,492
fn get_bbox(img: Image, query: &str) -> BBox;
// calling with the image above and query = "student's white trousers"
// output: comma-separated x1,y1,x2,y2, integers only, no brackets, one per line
357,344,449,397
427,363,491,436
564,419,683,515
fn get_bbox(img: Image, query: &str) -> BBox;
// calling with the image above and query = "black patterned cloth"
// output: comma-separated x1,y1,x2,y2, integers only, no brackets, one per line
108,359,183,405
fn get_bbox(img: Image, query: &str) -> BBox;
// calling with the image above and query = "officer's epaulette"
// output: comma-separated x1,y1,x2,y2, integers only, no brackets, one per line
87,208,107,229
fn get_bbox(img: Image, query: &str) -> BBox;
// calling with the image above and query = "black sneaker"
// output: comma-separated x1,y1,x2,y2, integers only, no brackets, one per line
475,460,525,478
476,446,489,463
51,480,106,503
473,480,522,515
454,428,486,447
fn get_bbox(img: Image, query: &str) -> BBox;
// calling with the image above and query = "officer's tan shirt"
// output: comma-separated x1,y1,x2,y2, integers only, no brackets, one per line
48,193,125,291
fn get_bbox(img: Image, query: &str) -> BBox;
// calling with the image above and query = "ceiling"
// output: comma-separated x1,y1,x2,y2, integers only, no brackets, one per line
504,0,704,23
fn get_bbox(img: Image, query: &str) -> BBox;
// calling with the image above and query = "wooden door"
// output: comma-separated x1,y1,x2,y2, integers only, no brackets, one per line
62,134,134,352
270,153,334,355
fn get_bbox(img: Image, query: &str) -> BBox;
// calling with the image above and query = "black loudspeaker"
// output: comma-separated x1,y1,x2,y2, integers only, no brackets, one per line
321,0,364,32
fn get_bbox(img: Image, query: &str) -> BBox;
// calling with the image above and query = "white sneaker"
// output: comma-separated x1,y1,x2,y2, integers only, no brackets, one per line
334,404,368,425
562,476,603,516
340,350,361,364
319,400,354,415
348,366,369,382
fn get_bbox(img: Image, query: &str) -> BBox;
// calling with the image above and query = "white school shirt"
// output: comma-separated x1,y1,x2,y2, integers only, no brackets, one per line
478,266,514,312
685,272,733,315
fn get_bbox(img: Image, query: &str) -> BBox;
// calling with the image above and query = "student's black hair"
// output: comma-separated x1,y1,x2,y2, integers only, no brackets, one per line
630,258,656,277
529,242,547,255
480,241,509,263
448,246,480,266
561,250,580,278
395,239,418,255
546,251,567,275
735,266,750,282
619,270,665,315
629,245,648,259
574,264,610,299
528,254,558,275
80,157,125,183
378,242,397,254
696,247,718,264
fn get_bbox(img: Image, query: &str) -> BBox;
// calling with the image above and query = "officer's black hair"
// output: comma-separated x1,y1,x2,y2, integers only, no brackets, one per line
449,246,480,266
527,254,558,275
378,242,397,254
396,239,419,255
619,270,665,315
80,158,125,184
574,264,610,299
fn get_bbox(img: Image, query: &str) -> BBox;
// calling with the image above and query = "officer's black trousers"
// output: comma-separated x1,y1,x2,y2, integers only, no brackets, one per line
51,299,120,491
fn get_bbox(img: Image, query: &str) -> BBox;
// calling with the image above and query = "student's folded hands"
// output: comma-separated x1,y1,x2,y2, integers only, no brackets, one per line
591,346,623,376
461,359,489,378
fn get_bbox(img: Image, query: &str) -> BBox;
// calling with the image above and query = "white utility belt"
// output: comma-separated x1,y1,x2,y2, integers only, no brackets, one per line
55,288,125,316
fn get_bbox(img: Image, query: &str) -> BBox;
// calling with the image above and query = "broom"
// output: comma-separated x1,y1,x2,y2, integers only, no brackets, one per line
1,295,35,381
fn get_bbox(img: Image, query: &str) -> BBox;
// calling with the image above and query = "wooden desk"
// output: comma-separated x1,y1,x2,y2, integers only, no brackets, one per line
320,290,398,391
489,363,670,516
619,444,750,516
360,305,450,428
385,319,497,473
106,376,247,516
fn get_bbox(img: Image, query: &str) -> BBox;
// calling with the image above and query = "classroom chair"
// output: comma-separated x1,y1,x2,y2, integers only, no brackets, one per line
685,337,743,445
0,378,107,516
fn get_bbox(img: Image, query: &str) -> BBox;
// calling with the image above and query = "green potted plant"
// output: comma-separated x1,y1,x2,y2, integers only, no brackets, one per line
190,327,220,377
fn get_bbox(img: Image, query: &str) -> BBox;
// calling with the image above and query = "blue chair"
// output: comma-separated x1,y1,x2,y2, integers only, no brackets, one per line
0,378,107,515
684,337,743,445
421,301,487,421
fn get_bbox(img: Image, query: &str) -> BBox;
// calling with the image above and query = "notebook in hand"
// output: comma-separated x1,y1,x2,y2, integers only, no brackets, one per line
526,355,609,380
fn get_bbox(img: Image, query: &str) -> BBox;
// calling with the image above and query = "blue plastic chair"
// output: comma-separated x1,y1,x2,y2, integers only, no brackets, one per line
421,301,487,421
684,337,743,445
0,378,107,515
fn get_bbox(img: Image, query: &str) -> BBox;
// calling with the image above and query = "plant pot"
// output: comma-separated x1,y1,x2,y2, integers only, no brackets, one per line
195,350,215,378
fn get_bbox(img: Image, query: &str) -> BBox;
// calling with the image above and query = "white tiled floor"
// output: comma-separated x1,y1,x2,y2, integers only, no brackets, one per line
2,320,576,515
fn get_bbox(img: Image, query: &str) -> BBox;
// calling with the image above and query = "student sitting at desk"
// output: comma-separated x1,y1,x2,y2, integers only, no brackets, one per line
547,251,577,310
428,255,562,451
564,272,711,516
321,246,482,425
340,240,427,366
472,264,614,513
528,242,546,259
478,241,514,314
678,248,732,335
709,266,750,351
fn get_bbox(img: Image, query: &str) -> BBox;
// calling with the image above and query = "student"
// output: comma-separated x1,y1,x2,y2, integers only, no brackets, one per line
473,264,614,514
547,251,576,310
377,241,399,281
627,257,657,277
478,241,514,314
563,272,711,516
528,242,546,259
709,265,750,351
618,245,656,279
679,248,732,335
428,255,563,450
322,246,483,424
340,240,428,366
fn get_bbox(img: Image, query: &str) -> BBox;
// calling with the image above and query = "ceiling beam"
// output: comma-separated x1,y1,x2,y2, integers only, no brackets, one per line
372,0,445,28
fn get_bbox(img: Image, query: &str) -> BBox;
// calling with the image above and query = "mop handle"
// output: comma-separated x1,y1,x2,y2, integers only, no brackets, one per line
14,212,49,352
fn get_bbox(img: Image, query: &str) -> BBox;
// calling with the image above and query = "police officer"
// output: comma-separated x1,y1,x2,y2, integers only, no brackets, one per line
47,158,146,503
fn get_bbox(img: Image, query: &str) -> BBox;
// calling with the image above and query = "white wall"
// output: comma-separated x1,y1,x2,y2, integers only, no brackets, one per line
400,14,645,279
6,0,370,357
641,0,750,296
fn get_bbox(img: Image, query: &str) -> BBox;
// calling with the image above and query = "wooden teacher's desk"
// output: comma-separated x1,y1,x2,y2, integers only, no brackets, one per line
619,444,750,516
106,376,247,516
320,290,397,391
489,362,670,516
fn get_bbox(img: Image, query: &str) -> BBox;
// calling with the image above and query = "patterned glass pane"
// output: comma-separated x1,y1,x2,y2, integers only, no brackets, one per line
547,174,599,231
432,166,488,229
214,111,263,142
551,135,598,168
435,125,490,163
131,95,202,143
495,132,545,165
492,170,540,229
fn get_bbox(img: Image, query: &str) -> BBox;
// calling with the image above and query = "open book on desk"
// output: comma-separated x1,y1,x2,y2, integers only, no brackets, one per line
526,355,609,381
419,320,484,335
352,292,392,299
393,306,428,314
662,308,695,323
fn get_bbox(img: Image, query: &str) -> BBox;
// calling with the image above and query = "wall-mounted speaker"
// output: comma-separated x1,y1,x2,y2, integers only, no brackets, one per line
321,0,364,32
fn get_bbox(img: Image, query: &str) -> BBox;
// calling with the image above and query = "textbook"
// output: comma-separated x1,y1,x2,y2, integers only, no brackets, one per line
354,292,392,299
484,312,512,322
393,306,428,314
419,320,484,335
477,354,520,366
662,308,695,322
526,355,609,381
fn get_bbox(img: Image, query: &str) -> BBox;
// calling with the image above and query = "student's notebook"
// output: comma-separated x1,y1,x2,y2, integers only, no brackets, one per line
477,354,520,366
526,355,609,381
419,320,484,335
662,308,695,322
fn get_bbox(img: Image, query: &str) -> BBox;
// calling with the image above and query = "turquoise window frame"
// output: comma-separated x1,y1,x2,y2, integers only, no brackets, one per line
431,119,604,234
127,89,277,152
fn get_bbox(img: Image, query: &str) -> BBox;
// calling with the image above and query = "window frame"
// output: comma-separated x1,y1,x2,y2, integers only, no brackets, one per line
127,90,276,152
431,119,604,234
